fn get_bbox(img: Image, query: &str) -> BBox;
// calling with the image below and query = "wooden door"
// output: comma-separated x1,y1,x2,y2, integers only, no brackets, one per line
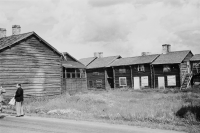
158,77,165,89
134,77,140,89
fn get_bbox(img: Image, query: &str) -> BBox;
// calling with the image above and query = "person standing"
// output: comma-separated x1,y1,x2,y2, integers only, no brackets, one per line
15,84,24,117
0,86,6,113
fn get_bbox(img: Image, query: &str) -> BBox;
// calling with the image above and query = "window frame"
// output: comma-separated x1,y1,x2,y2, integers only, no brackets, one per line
119,77,127,87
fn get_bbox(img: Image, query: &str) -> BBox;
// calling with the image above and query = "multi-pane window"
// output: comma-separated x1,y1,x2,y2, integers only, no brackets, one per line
119,69,126,73
163,65,171,72
119,77,127,86
138,65,145,72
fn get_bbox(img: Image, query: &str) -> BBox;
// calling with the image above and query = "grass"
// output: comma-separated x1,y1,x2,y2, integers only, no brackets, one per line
6,87,200,133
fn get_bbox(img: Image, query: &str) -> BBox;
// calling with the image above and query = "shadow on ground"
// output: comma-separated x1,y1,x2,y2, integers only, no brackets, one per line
176,105,200,122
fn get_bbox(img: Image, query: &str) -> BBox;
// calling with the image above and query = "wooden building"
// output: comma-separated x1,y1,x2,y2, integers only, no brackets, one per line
110,54,159,89
0,25,86,96
190,54,200,86
152,44,193,89
79,53,121,90
62,52,87,93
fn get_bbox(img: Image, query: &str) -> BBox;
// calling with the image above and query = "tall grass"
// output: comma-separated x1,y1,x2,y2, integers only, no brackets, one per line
23,88,200,132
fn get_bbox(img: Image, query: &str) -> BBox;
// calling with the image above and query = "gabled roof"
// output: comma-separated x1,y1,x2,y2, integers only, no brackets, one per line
62,52,86,69
79,57,97,66
111,54,159,66
62,61,86,69
0,32,62,56
190,54,200,61
152,50,191,65
86,55,121,69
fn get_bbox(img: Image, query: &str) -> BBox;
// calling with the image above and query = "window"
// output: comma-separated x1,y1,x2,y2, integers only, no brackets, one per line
138,65,145,72
119,77,127,86
163,65,171,72
167,75,176,86
119,69,126,73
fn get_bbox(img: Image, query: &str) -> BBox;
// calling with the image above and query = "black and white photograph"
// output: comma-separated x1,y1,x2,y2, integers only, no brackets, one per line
0,0,200,133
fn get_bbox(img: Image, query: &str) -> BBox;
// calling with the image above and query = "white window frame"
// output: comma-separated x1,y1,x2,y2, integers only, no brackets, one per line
167,75,176,86
119,77,127,86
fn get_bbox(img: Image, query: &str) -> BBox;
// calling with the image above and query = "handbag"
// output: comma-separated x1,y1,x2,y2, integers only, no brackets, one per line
8,97,16,105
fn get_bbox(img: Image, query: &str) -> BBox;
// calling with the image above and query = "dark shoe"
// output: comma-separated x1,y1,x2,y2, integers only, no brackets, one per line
16,116,20,117
20,115,24,117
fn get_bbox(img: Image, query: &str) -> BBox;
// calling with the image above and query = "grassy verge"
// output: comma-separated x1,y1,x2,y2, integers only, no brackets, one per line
5,87,200,133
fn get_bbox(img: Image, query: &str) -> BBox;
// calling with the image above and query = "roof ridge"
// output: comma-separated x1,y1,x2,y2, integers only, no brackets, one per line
0,31,34,39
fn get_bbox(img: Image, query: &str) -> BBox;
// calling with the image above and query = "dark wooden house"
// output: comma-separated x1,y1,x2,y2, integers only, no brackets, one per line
152,44,193,89
110,54,159,89
190,54,200,86
79,53,121,90
62,52,87,93
0,25,86,96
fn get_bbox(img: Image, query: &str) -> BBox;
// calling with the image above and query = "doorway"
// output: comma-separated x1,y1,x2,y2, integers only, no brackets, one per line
158,77,165,89
134,77,140,89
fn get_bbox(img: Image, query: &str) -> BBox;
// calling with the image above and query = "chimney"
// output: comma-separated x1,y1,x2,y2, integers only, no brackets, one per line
12,25,21,35
94,52,103,58
141,52,151,56
0,28,6,38
99,52,103,58
94,52,99,58
162,44,171,54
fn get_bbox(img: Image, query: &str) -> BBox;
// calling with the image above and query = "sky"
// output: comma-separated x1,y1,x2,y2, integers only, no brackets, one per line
0,0,199,59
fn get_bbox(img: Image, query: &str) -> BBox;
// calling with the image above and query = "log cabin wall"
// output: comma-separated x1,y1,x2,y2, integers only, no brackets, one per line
132,64,153,88
113,64,153,89
0,35,62,96
153,64,180,88
113,66,131,88
86,68,105,89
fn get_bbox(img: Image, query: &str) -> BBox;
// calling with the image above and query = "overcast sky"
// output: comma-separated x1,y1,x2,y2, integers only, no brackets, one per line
0,0,199,59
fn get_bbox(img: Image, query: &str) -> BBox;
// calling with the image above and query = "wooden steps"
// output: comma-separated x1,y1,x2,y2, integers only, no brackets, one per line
181,73,193,90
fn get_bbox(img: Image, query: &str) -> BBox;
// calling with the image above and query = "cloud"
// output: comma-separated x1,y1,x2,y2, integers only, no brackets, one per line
0,0,200,59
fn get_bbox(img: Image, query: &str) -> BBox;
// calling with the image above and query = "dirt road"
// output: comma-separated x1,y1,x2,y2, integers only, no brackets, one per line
0,114,185,133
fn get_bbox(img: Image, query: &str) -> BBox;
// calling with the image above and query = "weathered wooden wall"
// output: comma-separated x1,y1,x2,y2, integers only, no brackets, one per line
86,68,105,89
114,66,131,88
113,64,152,89
153,64,180,88
0,35,62,96
63,78,87,93
132,64,152,88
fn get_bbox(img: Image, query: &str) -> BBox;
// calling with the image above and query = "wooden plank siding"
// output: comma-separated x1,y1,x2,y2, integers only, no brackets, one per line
86,68,106,89
132,64,152,88
0,36,62,96
113,64,153,89
113,66,132,88
153,64,180,88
